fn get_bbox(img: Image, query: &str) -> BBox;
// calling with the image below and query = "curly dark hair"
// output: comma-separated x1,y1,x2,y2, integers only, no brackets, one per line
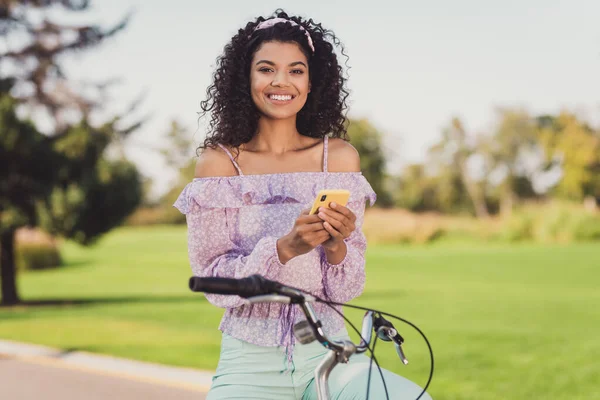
197,9,350,154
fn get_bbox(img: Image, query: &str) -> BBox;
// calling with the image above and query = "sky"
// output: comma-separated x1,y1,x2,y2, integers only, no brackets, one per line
47,0,600,197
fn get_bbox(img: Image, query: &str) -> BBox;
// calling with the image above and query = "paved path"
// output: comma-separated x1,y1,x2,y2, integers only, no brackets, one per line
0,340,211,400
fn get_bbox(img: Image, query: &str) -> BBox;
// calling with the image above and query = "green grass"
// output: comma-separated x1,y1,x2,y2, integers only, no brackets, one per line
1,226,599,399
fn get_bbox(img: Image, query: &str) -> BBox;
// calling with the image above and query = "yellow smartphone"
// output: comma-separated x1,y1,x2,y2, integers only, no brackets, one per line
309,189,350,215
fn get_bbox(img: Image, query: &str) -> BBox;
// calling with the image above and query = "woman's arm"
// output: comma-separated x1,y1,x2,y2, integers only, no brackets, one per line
185,203,286,309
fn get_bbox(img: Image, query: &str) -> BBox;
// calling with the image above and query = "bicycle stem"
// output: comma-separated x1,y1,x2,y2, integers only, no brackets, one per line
247,295,377,400
248,294,346,353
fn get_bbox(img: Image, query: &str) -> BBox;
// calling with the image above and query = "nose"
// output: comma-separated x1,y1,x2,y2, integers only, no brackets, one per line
271,70,290,87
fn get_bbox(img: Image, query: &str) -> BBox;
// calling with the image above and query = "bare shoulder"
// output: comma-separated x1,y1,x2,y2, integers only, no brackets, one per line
194,146,238,178
327,138,361,173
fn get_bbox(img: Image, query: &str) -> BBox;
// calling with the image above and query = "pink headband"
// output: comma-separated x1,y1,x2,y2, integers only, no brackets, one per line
253,17,315,53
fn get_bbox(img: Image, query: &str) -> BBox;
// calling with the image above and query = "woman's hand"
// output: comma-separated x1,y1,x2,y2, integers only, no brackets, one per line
277,209,330,264
316,202,356,255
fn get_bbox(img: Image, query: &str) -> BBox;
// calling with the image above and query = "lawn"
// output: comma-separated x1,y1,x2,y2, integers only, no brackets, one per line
1,226,599,399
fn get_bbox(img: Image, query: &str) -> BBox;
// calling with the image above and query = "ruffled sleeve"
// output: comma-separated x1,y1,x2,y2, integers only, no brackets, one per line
176,178,287,309
173,177,252,212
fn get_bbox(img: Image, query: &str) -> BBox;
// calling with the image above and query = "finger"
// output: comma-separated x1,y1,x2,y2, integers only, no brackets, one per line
318,207,350,225
300,208,310,216
313,231,332,246
318,208,353,235
323,221,344,240
329,202,357,223
299,221,328,234
298,213,325,225
318,212,350,237
305,229,330,247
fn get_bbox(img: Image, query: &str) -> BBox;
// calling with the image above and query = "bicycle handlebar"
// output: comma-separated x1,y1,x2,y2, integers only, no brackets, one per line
189,274,406,359
189,274,307,303
189,275,276,297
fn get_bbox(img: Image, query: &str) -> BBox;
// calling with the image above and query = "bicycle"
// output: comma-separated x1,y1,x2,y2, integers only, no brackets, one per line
189,274,434,400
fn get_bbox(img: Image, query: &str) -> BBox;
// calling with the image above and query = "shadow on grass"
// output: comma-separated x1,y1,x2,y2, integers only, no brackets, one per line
1,290,404,309
60,259,92,269
0,346,102,362
52,346,104,358
19,259,92,275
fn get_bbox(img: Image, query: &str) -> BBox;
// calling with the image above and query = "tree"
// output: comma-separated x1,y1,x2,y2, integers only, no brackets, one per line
0,94,55,304
537,113,600,202
158,120,196,224
160,120,196,171
0,1,142,306
484,109,539,215
0,0,130,129
394,163,439,212
428,117,490,218
347,119,394,207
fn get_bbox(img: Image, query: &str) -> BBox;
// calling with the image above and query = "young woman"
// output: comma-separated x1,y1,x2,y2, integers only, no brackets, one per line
175,10,432,400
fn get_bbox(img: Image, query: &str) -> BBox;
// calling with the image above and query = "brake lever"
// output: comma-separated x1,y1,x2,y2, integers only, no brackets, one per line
388,329,409,365
373,314,409,365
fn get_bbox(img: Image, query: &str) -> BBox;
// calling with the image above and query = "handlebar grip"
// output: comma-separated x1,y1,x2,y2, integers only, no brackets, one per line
188,274,280,298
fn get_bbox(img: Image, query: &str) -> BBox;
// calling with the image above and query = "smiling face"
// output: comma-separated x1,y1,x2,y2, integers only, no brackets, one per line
250,41,310,121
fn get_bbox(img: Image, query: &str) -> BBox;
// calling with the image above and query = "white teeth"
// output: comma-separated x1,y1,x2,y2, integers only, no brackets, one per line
269,94,293,101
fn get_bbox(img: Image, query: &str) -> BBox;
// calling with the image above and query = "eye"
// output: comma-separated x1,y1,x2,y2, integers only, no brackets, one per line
291,69,305,75
258,67,273,73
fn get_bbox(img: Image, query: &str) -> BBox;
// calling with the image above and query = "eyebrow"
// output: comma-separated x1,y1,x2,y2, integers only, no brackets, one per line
255,60,307,68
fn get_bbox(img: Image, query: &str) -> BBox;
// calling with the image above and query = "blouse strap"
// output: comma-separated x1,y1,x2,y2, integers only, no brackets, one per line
323,135,329,172
216,143,244,176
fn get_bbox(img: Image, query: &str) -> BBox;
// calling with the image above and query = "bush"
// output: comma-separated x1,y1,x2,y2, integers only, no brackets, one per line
497,212,535,242
532,204,572,243
14,228,62,271
17,243,62,271
124,206,185,226
363,209,450,244
573,216,600,241
362,200,600,245
495,201,600,243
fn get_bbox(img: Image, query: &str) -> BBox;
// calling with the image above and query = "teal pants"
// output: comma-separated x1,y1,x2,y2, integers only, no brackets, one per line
207,329,432,400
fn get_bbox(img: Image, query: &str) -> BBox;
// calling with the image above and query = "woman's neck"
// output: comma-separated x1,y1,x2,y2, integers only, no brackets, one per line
248,116,304,154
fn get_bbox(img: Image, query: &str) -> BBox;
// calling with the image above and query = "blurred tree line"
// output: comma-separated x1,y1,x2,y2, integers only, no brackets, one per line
394,110,599,216
146,109,598,225
0,1,143,305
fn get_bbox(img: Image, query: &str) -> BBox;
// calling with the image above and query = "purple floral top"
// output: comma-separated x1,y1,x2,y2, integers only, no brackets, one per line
174,137,376,358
